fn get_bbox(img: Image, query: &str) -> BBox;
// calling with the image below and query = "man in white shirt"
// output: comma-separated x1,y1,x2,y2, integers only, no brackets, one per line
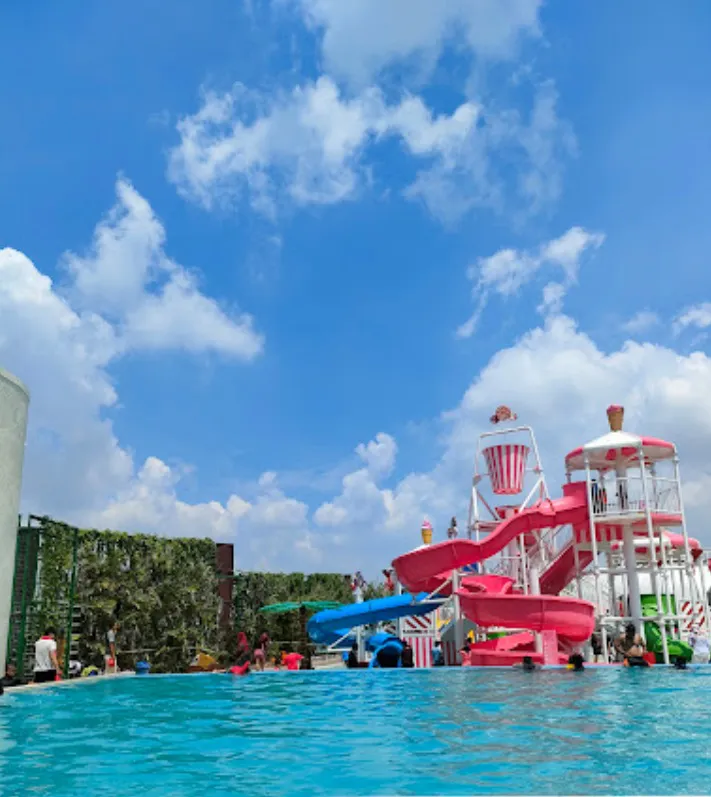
34,627,59,683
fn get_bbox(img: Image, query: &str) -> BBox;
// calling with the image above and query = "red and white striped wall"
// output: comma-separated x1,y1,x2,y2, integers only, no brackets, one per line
401,614,436,667
680,601,707,631
403,635,434,668
402,614,433,634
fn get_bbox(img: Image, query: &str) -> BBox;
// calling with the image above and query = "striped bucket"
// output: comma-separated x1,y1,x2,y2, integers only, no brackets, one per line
483,444,530,495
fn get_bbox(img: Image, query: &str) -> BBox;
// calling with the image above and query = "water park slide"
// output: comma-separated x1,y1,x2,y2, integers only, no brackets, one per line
392,484,588,593
641,594,693,662
539,542,594,596
457,592,595,643
307,593,441,646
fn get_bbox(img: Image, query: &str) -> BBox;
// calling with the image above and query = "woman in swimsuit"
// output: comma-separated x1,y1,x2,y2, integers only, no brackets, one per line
253,632,269,671
615,623,649,667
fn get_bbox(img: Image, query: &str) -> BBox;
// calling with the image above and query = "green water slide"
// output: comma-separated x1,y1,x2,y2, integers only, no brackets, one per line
640,594,693,663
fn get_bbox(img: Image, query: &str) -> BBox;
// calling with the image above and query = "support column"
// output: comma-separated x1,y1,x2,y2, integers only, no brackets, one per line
622,523,643,632
640,460,669,663
674,456,704,627
395,580,403,641
452,569,464,657
0,368,30,676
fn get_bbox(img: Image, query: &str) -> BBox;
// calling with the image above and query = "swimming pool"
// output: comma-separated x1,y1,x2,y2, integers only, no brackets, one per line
1,667,710,795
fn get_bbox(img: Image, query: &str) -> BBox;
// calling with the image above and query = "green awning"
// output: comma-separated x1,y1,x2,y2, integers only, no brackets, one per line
258,600,343,614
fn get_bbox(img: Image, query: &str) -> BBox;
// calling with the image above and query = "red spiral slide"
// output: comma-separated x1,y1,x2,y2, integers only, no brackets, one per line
392,483,595,665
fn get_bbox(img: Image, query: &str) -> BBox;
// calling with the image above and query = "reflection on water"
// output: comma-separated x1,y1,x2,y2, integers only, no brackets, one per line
1,668,710,796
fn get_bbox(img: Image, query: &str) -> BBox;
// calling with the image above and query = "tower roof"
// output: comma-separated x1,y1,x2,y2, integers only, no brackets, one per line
565,432,675,471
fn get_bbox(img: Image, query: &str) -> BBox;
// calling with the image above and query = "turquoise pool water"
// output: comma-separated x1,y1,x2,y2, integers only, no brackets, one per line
1,667,710,795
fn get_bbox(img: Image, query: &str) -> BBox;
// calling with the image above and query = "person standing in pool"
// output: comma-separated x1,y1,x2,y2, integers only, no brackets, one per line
34,628,60,683
283,649,303,671
615,623,649,667
590,626,603,663
254,632,270,671
236,631,251,660
401,642,414,668
688,625,710,663
106,621,119,673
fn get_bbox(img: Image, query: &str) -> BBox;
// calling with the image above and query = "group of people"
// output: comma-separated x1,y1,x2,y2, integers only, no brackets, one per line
226,631,312,676
0,620,119,693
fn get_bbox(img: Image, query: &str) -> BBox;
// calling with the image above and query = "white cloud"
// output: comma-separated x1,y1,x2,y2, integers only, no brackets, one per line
623,310,660,335
356,432,397,477
311,315,711,571
64,178,263,359
169,77,571,226
0,184,294,567
87,458,320,570
673,303,711,335
457,226,605,338
297,0,542,87
9,223,711,573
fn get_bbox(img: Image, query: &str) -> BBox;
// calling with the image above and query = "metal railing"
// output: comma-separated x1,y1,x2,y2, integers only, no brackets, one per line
590,475,681,518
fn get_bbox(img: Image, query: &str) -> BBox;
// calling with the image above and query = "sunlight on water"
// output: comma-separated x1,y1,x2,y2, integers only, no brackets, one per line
1,668,710,796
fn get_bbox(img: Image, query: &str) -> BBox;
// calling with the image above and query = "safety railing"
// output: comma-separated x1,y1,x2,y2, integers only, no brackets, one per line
590,475,681,518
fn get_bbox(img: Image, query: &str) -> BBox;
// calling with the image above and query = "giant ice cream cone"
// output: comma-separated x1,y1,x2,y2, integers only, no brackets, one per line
421,519,433,545
607,404,624,432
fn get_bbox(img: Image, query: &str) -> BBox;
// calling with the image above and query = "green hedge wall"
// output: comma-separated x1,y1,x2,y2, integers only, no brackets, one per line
12,518,376,674
15,518,222,674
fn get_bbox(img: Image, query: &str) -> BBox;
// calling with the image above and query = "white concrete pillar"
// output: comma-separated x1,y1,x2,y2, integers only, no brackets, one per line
0,368,30,676
622,523,643,632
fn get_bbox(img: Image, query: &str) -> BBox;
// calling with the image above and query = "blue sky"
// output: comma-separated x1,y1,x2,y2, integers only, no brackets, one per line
2,1,711,573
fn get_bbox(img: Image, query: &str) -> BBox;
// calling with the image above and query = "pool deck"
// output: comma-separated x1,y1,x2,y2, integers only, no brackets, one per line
6,670,135,692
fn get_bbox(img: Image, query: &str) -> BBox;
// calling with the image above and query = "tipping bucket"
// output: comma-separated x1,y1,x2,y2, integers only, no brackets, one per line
483,444,529,495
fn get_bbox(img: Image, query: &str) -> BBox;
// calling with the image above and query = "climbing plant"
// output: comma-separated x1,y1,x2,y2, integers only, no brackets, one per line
11,518,222,674
231,572,353,650
11,517,378,674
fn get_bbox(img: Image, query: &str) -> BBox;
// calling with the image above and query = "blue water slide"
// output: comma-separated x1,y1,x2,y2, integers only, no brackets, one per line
307,592,440,646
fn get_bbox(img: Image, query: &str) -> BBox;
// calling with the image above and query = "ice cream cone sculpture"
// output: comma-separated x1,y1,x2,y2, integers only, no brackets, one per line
607,404,624,432
490,405,518,424
421,518,433,545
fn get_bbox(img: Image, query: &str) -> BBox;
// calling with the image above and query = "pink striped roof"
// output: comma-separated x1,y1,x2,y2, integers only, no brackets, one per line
565,434,675,470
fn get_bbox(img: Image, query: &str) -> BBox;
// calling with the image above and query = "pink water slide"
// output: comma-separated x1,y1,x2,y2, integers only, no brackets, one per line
393,482,589,593
457,593,595,642
392,482,595,664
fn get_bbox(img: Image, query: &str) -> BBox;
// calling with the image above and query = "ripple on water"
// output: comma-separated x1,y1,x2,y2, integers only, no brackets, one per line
1,668,710,795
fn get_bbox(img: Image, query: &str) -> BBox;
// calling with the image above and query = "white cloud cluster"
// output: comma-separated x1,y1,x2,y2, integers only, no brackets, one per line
457,226,605,338
0,182,320,567
63,179,263,359
307,315,711,571
297,0,542,87
169,76,570,225
88,459,318,571
8,207,711,572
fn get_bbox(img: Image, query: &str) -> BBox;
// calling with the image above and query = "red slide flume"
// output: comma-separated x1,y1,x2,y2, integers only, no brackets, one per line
457,593,595,643
392,482,594,665
393,482,588,593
